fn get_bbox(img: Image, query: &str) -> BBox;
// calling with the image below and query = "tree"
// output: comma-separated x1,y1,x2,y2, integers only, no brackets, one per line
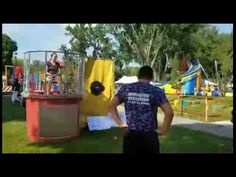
31,60,45,73
65,24,117,58
2,34,18,73
192,25,219,80
108,24,204,82
170,54,180,81
212,32,233,95
60,45,79,85
13,58,24,66
189,26,233,95
123,66,140,76
64,24,133,80
64,24,229,85
108,24,165,81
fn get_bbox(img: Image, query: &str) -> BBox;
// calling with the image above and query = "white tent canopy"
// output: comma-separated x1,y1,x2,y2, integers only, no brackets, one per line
115,76,138,84
115,76,156,85
203,79,218,86
116,77,219,87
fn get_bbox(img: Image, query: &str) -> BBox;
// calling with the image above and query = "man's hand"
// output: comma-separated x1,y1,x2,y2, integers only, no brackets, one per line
120,123,128,129
157,127,167,136
108,96,127,129
158,103,174,136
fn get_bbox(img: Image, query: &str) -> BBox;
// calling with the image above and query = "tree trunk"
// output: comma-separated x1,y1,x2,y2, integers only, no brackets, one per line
153,68,157,82
163,53,169,81
219,76,226,96
158,61,162,82
154,60,162,82
211,70,215,83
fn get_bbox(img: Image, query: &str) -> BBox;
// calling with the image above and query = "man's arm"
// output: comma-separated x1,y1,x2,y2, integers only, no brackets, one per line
158,103,174,135
108,96,127,128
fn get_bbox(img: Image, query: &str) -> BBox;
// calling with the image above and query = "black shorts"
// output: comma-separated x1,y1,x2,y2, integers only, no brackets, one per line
123,129,160,154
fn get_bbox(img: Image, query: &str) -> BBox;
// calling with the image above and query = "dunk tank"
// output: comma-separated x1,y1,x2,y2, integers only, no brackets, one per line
22,50,84,143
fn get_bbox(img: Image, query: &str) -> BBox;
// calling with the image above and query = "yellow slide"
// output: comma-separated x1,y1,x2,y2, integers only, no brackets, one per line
159,83,177,94
80,58,115,127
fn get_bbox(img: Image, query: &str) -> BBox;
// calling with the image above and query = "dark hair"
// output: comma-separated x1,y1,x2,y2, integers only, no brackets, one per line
51,52,57,57
138,65,154,80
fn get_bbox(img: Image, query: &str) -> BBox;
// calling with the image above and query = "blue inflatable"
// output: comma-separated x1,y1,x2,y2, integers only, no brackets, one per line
197,91,203,96
182,75,197,95
212,91,219,97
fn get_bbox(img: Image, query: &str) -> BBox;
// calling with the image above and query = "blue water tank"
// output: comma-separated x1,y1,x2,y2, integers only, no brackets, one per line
182,76,197,95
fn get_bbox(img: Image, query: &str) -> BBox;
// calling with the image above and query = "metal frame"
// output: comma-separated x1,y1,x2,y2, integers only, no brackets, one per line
23,50,83,94
24,50,79,56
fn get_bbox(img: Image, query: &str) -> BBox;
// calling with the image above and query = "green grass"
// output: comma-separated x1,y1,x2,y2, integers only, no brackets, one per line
2,96,233,153
3,121,123,153
2,96,26,123
167,95,233,122
160,126,232,153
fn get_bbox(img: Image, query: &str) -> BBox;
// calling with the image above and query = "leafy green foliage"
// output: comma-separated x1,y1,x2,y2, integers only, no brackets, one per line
13,58,24,66
63,24,232,89
2,34,18,72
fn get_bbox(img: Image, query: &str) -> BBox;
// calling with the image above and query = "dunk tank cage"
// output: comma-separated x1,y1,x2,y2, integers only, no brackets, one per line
23,50,84,143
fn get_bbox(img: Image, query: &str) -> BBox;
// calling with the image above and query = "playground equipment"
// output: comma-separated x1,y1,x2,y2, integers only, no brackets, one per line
156,58,217,96
2,65,23,94
4,65,13,86
13,66,23,80
4,65,23,84
180,59,202,95
23,50,83,143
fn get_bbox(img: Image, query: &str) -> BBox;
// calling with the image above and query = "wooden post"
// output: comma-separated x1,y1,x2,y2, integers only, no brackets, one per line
181,99,183,117
205,97,208,122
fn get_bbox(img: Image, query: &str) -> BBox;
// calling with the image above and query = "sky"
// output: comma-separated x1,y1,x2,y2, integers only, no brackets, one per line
2,23,233,61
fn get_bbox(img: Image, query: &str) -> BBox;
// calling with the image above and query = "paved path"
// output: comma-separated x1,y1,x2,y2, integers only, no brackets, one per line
118,105,233,139
157,113,233,139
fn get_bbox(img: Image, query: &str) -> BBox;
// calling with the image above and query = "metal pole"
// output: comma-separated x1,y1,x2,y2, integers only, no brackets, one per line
205,97,208,122
181,99,183,117
23,54,25,92
215,60,219,85
29,52,31,92
45,51,47,82
77,56,81,94
29,52,31,66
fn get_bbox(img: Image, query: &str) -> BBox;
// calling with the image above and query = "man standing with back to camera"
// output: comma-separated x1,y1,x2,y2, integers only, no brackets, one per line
109,66,174,153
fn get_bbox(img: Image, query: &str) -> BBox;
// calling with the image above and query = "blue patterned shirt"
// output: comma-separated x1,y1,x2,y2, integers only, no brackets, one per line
116,82,169,132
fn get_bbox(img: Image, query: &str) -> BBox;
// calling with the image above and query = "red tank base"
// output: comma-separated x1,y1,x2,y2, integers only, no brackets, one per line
26,94,83,143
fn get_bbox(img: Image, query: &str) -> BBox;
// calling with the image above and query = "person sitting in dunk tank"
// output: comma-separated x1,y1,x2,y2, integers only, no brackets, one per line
45,52,63,95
